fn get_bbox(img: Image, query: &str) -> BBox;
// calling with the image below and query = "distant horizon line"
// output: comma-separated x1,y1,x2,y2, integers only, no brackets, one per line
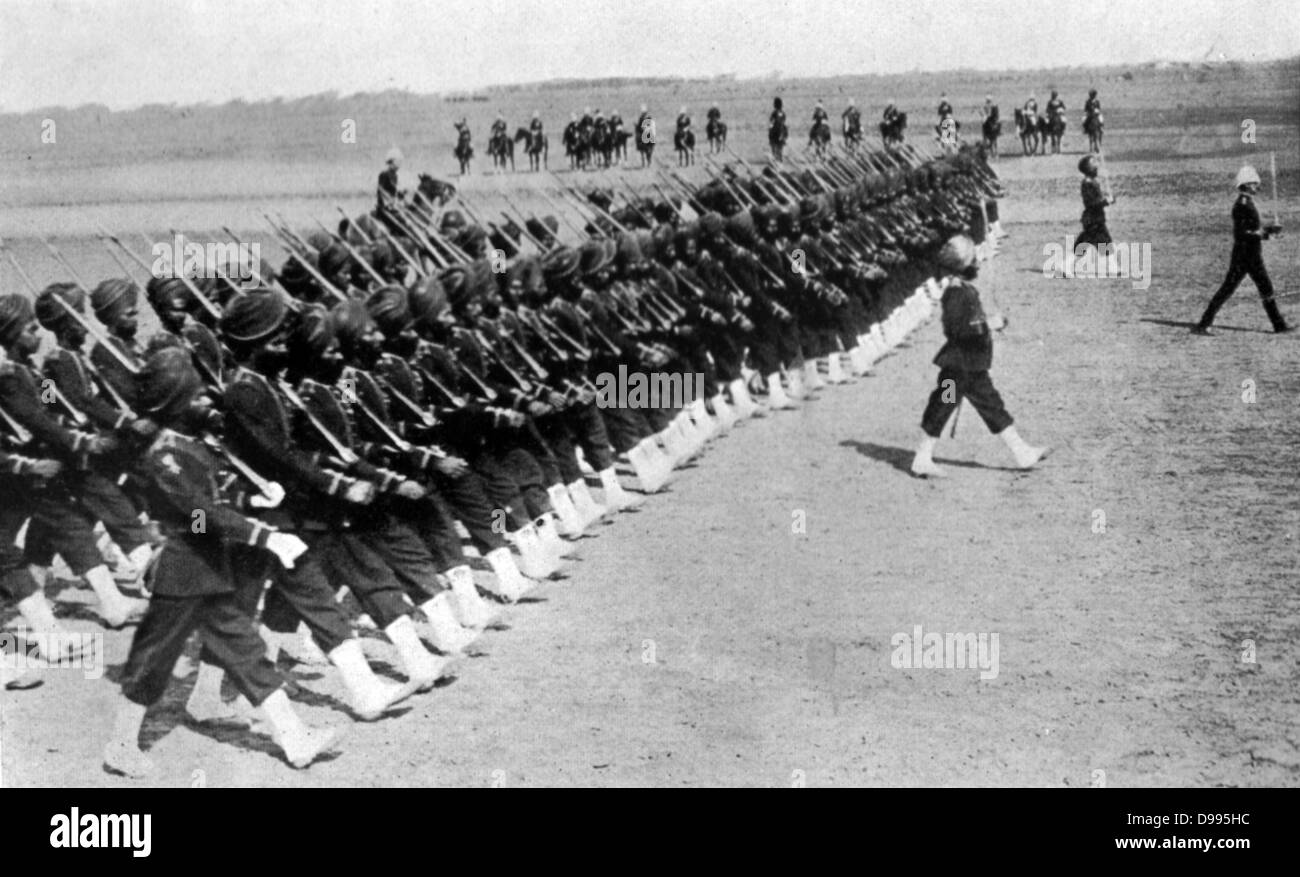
3,54,1296,118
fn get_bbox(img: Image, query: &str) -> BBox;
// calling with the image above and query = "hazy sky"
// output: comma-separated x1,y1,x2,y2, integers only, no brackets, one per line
2,0,1297,111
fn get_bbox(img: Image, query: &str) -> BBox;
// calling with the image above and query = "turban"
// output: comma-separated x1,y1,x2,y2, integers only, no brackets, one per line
0,294,35,347
91,278,139,325
410,275,449,328
542,246,580,281
137,347,202,423
366,284,413,337
289,303,336,360
35,282,85,332
219,289,289,344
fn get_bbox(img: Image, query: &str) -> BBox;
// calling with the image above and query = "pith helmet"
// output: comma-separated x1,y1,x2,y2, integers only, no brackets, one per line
936,234,976,273
1235,165,1261,189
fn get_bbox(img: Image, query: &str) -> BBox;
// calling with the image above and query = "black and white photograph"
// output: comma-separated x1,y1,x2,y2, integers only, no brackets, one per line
0,0,1296,809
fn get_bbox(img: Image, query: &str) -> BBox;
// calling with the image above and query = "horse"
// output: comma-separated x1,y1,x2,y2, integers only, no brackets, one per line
612,128,632,164
1044,111,1066,154
842,116,863,150
1084,113,1104,154
514,127,548,172
636,116,656,167
674,128,695,166
564,123,592,171
1014,109,1039,156
981,112,1002,159
808,119,832,157
591,122,613,168
706,117,728,154
489,130,515,173
416,173,457,210
880,112,907,147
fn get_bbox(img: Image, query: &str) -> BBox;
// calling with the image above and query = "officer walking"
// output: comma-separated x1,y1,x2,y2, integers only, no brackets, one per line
910,235,1048,478
1193,165,1291,334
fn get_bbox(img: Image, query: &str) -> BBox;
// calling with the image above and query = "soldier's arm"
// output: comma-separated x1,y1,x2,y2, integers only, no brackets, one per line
223,382,353,498
144,440,273,549
44,352,131,431
0,369,98,456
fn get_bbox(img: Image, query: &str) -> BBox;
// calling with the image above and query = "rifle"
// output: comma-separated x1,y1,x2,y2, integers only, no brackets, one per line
276,379,359,465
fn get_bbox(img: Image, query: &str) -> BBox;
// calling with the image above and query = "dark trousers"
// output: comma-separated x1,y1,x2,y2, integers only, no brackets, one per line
599,404,655,455
200,540,353,663
122,591,282,707
430,468,508,552
23,484,104,576
323,526,428,624
76,470,151,554
1198,245,1286,330
0,480,38,602
921,367,1014,438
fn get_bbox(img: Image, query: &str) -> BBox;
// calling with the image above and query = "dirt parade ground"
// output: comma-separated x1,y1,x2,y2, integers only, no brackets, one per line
1,52,1298,788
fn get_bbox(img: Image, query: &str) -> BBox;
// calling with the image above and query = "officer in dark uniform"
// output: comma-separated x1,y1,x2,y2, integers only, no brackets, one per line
910,235,1047,478
1076,154,1113,249
1194,165,1291,335
769,97,789,162
102,347,342,778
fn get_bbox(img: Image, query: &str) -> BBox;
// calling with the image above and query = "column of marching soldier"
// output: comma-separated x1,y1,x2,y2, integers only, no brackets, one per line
0,142,1006,777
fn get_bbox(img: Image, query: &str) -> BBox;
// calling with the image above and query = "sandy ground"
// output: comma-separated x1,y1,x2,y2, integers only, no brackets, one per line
2,64,1299,787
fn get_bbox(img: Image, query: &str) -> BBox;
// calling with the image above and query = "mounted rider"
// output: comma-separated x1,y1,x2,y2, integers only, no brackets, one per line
1084,89,1102,121
812,100,828,128
377,147,406,215
936,107,960,154
1023,93,1039,121
676,106,692,137
882,100,901,126
1045,90,1066,124
936,94,953,122
842,100,862,141
530,112,544,138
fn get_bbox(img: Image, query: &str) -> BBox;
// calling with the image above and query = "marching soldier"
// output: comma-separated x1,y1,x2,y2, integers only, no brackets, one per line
0,294,147,628
910,235,1047,478
102,347,342,777
0,347,89,690
1193,165,1291,335
36,283,158,582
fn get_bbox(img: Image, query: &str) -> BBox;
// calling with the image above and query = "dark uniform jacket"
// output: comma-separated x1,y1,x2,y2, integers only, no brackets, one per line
140,428,271,596
934,280,993,372
44,346,132,432
0,358,96,463
1230,194,1265,253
